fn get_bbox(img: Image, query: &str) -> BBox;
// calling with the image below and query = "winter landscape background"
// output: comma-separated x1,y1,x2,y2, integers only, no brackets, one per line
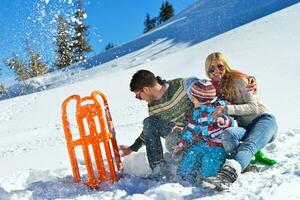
0,0,299,199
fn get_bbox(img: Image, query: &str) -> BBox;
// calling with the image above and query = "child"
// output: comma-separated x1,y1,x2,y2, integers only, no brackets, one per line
173,79,236,182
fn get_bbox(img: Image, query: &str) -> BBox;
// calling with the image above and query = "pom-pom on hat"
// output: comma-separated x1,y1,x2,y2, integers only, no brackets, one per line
190,79,216,102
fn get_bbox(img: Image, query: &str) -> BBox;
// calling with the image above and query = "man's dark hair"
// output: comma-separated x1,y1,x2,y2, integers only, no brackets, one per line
130,70,166,92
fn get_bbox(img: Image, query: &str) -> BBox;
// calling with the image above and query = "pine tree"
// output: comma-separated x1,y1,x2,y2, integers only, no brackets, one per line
5,54,31,81
0,84,6,95
143,13,157,33
25,40,48,77
158,1,174,25
105,42,114,51
5,39,48,81
27,49,48,77
71,0,92,63
55,15,73,69
0,69,5,95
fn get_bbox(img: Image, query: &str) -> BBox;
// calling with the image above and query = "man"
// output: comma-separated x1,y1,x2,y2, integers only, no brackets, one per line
119,69,194,177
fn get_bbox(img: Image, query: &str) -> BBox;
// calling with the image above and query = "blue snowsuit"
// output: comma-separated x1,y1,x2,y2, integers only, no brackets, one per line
177,100,235,181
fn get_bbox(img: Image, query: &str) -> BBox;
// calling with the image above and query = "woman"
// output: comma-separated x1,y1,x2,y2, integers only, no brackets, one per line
204,52,278,189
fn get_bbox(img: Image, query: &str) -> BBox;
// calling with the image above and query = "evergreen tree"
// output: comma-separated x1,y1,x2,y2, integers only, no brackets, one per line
158,1,174,25
0,84,7,95
5,54,31,81
0,69,5,95
27,48,48,77
105,42,114,51
25,39,48,77
5,39,48,81
143,13,157,33
71,0,92,63
55,15,73,69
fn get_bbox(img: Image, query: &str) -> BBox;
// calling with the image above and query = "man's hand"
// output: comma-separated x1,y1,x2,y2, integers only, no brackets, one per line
171,125,184,133
119,145,133,157
212,106,225,118
172,145,183,158
247,76,257,94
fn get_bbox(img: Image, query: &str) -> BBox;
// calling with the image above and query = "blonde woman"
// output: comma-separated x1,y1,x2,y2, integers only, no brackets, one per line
204,52,277,189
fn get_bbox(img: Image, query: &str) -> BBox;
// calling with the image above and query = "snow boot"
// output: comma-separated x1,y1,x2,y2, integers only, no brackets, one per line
251,150,277,166
145,161,172,181
243,164,261,173
202,159,241,191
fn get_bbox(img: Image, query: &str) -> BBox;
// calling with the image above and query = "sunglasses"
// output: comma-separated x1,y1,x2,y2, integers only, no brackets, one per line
208,64,224,74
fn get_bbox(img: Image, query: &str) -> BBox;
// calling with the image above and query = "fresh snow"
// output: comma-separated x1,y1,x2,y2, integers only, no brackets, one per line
0,1,300,200
2,0,298,100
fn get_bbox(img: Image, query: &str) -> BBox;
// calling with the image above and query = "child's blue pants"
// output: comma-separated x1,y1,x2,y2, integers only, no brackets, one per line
177,142,226,181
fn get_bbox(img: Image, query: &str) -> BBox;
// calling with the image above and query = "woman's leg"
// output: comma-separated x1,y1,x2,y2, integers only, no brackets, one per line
234,114,278,170
222,127,246,158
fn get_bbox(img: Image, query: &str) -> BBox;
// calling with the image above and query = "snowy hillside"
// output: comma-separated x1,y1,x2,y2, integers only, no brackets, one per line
0,1,300,200
1,0,298,101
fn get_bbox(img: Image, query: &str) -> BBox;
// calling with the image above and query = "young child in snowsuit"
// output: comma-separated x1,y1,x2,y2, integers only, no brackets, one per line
173,79,236,182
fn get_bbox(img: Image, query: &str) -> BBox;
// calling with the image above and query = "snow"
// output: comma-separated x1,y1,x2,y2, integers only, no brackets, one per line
2,0,298,100
0,1,300,199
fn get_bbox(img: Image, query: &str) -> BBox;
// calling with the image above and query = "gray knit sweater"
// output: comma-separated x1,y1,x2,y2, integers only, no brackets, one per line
225,77,267,127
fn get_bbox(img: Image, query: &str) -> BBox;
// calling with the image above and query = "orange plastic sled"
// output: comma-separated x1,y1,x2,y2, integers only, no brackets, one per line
61,90,122,188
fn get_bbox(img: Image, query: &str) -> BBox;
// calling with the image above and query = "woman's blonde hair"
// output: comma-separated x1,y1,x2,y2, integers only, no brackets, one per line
205,52,248,102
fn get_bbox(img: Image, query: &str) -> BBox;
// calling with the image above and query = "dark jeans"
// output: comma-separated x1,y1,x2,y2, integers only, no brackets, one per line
143,116,176,170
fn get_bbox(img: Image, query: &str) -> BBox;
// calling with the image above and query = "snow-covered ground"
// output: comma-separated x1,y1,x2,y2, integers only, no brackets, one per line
0,1,300,200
